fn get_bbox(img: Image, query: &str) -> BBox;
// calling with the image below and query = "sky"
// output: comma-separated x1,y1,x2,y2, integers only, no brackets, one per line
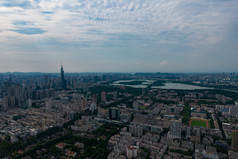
0,0,238,73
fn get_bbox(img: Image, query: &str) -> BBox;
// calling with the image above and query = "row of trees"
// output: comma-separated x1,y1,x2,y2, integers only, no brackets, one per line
182,103,191,125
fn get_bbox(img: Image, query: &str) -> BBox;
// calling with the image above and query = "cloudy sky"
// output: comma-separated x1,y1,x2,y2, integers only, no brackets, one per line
0,0,237,72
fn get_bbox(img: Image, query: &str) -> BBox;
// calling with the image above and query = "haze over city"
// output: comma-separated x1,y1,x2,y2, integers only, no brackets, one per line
0,0,238,72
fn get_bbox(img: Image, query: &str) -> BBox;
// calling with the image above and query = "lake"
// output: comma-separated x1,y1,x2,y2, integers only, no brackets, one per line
111,80,212,90
111,80,154,88
151,83,212,90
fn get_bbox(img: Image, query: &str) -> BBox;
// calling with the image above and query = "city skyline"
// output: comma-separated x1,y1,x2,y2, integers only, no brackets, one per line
0,66,238,158
0,0,238,72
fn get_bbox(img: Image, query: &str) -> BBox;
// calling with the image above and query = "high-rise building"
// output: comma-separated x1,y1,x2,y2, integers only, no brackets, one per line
60,65,67,90
2,96,17,110
109,107,120,120
2,96,9,110
129,125,143,137
101,91,107,102
9,96,16,108
168,119,182,139
13,84,23,107
133,101,139,110
186,126,191,139
89,103,97,113
141,88,146,96
120,113,131,122
126,146,138,159
80,96,87,111
232,130,238,151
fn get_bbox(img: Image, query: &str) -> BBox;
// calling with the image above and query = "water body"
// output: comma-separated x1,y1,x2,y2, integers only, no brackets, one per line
152,83,212,90
111,80,212,90
222,89,238,93
111,80,154,88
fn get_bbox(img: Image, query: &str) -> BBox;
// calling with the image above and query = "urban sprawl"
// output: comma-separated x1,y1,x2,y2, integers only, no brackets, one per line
0,67,238,159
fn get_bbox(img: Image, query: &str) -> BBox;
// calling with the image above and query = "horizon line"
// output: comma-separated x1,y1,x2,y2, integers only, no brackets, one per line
0,71,237,74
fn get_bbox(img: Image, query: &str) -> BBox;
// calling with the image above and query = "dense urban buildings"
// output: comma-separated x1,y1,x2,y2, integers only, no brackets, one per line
0,69,238,158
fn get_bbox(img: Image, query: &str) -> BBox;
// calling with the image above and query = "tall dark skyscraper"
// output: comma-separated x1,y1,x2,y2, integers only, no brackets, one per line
60,64,66,90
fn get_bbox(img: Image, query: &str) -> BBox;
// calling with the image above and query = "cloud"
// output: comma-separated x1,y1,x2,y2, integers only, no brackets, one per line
10,27,46,35
13,21,33,26
0,0,237,44
41,11,55,14
1,0,32,9
160,60,168,66
0,0,237,72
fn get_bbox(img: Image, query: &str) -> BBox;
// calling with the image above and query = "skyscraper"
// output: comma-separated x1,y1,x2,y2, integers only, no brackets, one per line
60,64,66,90
168,119,182,139
232,130,238,151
